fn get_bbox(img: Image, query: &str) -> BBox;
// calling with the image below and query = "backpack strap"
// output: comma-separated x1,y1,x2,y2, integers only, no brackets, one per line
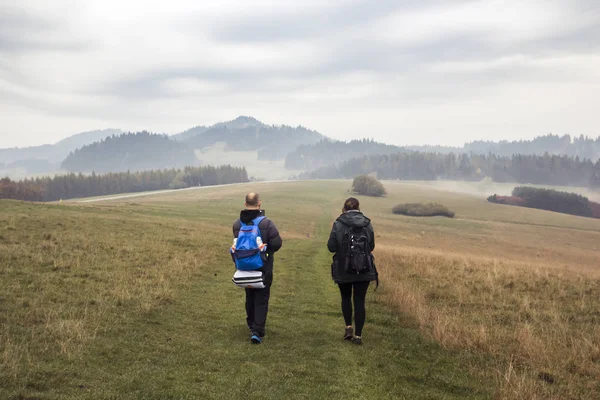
251,216,266,228
239,216,265,228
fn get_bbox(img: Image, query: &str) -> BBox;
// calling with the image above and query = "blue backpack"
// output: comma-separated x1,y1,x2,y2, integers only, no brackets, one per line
232,216,266,271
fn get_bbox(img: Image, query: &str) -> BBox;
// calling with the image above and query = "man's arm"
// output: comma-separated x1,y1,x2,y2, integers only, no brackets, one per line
232,220,241,238
264,219,282,253
327,223,338,253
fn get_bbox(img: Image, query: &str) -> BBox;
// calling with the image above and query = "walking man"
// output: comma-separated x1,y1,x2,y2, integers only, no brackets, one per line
233,193,282,344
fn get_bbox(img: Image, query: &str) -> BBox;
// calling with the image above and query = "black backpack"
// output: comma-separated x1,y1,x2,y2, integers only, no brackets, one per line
342,226,373,275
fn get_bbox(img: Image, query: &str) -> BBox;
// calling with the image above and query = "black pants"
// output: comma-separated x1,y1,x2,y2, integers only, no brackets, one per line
245,286,270,337
338,281,370,337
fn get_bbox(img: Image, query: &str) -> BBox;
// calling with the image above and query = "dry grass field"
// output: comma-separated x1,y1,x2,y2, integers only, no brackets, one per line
370,181,600,399
1,180,599,399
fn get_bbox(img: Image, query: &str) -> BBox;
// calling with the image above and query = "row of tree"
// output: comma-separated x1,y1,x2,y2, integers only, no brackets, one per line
0,165,248,202
488,187,600,219
287,135,600,174
303,152,600,188
409,134,600,161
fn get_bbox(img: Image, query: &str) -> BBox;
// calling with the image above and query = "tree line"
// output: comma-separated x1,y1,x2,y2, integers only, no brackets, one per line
409,134,600,161
303,152,600,188
488,187,600,219
0,165,248,202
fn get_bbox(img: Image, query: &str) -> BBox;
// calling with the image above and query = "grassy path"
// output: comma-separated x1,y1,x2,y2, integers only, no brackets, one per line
1,193,491,399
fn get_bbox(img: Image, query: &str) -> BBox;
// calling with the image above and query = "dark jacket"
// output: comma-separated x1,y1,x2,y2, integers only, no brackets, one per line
233,210,282,275
327,210,377,284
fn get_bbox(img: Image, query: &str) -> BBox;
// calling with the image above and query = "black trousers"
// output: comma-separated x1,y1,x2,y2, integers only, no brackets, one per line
245,285,271,337
338,281,370,337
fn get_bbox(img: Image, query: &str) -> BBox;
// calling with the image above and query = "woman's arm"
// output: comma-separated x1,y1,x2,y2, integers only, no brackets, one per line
368,223,375,252
327,223,338,253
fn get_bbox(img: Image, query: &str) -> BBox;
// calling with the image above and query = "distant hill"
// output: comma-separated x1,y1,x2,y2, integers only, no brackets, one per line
173,126,208,141
0,129,123,164
0,129,123,178
178,116,327,160
285,139,406,171
61,132,198,173
409,134,600,161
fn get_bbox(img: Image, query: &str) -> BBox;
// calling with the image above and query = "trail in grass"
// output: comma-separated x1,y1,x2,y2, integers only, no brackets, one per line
27,205,490,400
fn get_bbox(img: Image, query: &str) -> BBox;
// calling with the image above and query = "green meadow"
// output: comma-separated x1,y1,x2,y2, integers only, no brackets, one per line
1,180,599,399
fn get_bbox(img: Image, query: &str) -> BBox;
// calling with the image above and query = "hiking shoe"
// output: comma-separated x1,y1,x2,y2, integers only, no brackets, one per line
344,327,354,341
352,336,362,345
251,335,262,344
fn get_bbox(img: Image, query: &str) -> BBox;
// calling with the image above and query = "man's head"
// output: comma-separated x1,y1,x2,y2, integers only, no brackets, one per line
245,192,261,209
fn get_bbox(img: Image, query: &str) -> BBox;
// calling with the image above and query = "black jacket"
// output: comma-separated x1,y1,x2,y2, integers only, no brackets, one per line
233,209,282,275
327,210,377,284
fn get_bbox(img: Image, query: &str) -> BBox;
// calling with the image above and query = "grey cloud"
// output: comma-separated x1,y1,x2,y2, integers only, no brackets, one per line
207,0,473,44
0,6,88,53
533,24,600,54
78,0,600,103
0,6,54,32
1,0,599,148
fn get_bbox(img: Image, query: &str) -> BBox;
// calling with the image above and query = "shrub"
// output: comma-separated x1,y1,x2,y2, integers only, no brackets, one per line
392,203,455,218
352,175,386,197
487,195,527,207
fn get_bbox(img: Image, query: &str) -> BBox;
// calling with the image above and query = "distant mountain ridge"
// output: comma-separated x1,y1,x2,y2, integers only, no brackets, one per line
0,129,123,164
177,116,327,160
3,119,599,182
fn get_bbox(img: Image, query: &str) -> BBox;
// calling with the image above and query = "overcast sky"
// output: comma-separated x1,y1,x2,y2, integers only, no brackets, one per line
1,0,599,148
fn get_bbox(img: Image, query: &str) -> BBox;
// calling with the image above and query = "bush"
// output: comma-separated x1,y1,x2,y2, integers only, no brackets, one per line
487,194,527,207
392,203,455,218
352,175,386,197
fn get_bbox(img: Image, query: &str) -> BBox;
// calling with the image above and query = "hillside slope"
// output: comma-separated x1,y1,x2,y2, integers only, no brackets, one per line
61,131,198,173
180,116,326,160
285,139,406,171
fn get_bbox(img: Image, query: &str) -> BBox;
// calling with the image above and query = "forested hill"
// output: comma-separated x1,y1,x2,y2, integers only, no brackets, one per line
303,152,600,188
177,116,326,160
61,132,198,173
409,134,600,161
285,139,406,170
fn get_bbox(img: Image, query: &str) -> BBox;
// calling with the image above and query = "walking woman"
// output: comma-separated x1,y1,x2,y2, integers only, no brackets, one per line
327,197,377,345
